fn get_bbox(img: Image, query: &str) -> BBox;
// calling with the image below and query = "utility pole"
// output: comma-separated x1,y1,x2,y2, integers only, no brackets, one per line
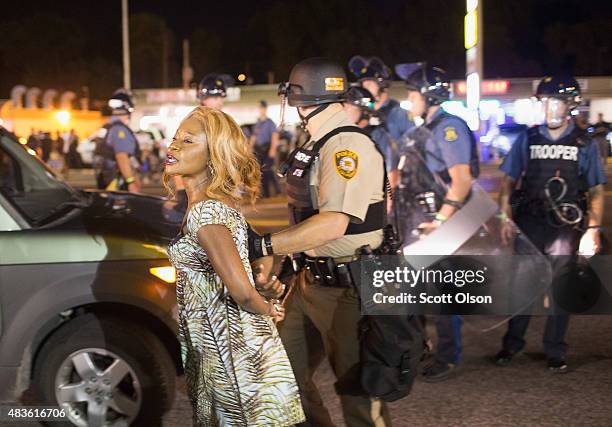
162,28,169,88
122,0,131,90
465,0,483,131
182,39,194,90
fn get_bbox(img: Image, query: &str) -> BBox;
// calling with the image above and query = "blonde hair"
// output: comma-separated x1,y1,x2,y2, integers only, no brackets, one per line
163,106,261,204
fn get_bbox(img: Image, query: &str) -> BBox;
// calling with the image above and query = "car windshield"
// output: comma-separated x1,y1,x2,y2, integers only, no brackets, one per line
0,130,86,225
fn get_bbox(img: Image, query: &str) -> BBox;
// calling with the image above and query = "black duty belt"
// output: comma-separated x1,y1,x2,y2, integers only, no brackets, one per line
304,255,359,289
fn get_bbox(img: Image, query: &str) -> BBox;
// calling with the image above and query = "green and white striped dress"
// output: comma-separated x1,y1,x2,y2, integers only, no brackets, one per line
168,199,305,426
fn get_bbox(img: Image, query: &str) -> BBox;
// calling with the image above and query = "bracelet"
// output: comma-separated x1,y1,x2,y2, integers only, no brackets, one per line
263,233,274,255
587,225,603,231
497,212,510,222
442,198,463,209
434,213,448,222
125,176,136,184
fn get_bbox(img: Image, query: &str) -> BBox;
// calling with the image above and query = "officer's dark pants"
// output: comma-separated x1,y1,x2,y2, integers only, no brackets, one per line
435,315,462,365
278,270,392,427
502,216,580,359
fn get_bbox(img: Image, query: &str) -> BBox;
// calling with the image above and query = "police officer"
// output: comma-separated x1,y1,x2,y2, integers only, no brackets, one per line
343,86,400,190
197,73,233,109
396,62,480,382
348,55,413,143
94,89,141,192
251,57,391,426
494,76,606,373
250,100,281,198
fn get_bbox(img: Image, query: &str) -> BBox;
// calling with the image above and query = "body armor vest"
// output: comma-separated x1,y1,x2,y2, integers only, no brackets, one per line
284,126,386,235
522,126,584,203
513,126,589,223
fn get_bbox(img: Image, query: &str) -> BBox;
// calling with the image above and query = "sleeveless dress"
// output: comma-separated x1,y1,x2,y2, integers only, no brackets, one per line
167,199,305,426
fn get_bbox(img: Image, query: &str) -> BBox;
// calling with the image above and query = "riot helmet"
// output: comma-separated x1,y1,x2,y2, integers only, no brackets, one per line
197,74,234,100
108,89,135,115
278,57,347,128
344,86,375,124
348,56,392,90
345,86,375,110
535,76,582,129
395,62,451,106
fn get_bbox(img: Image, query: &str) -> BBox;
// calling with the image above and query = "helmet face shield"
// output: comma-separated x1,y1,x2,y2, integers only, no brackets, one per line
542,97,569,129
108,90,135,115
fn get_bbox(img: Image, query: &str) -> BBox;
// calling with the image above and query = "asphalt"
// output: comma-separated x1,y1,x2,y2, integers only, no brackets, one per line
16,163,612,426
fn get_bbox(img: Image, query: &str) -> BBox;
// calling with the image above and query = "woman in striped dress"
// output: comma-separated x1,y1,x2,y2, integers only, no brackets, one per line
165,106,305,426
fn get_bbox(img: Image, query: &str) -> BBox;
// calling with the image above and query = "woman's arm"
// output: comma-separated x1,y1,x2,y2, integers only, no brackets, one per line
197,224,280,318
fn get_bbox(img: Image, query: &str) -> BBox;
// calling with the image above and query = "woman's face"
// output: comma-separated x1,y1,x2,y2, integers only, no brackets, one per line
165,116,209,177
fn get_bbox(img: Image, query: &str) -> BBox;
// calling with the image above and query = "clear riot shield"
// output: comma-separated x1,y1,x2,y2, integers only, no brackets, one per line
397,183,554,332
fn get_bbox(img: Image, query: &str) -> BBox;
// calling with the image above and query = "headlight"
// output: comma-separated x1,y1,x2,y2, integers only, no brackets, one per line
150,266,176,284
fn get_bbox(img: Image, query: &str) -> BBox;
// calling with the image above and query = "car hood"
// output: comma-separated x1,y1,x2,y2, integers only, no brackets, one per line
57,190,184,246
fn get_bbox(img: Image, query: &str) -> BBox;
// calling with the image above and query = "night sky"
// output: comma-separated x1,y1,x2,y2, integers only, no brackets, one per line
1,0,611,100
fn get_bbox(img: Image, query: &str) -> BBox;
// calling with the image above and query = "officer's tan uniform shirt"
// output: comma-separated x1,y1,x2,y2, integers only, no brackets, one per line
303,109,384,258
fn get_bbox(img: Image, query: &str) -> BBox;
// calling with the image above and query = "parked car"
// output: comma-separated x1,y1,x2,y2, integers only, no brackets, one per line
0,127,183,426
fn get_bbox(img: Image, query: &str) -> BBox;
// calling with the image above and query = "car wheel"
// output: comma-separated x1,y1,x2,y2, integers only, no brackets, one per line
33,313,176,427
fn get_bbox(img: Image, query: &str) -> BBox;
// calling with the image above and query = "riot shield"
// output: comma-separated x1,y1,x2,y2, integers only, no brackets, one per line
399,183,553,331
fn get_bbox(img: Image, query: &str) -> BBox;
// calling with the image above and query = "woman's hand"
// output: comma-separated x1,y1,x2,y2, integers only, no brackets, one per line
270,300,285,323
255,267,286,299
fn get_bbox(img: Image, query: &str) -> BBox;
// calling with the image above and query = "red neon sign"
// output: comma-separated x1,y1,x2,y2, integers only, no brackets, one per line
454,80,509,95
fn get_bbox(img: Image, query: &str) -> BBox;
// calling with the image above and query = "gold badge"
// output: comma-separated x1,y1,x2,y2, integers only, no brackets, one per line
325,77,345,91
444,127,458,142
118,130,126,139
334,150,358,179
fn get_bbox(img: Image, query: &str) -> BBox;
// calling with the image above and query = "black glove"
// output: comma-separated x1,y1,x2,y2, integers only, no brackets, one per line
247,223,265,262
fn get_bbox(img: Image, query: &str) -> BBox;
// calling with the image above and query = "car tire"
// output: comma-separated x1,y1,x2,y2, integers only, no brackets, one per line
33,313,176,427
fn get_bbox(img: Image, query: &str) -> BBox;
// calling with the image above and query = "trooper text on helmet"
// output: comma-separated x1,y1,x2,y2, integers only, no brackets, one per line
197,74,234,110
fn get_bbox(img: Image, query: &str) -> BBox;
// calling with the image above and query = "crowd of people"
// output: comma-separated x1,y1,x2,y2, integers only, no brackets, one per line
11,57,609,426
25,128,83,171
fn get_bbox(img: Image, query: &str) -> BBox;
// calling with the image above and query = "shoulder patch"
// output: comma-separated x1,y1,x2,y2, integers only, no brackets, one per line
117,130,126,139
334,150,359,179
444,126,458,142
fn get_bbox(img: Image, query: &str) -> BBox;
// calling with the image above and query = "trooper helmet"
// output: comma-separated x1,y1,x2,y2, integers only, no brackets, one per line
348,56,392,89
278,57,347,107
344,85,376,110
535,75,582,107
197,74,234,100
535,75,582,128
395,62,451,105
108,89,135,115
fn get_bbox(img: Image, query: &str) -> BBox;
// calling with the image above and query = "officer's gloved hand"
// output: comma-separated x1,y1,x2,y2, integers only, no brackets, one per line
579,228,602,257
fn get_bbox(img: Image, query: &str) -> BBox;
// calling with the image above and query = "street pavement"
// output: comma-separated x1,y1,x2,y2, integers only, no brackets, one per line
55,164,612,426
